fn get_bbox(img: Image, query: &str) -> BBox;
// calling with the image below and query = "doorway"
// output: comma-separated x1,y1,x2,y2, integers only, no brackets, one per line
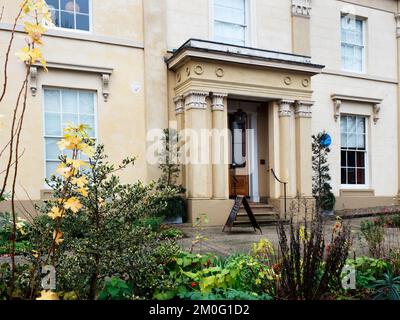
228,100,260,202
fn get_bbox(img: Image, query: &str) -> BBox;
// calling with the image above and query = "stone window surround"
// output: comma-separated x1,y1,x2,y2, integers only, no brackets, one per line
30,61,113,102
331,94,382,125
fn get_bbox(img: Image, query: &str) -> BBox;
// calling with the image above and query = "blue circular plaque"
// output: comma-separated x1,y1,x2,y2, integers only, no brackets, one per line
320,133,332,148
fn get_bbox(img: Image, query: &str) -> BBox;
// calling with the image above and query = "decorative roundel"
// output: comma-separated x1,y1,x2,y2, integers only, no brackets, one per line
284,76,292,85
320,133,332,148
176,72,181,83
185,66,191,76
194,65,204,75
215,67,225,78
302,78,310,87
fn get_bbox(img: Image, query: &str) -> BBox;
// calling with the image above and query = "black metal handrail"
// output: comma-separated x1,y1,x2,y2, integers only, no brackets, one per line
270,168,288,219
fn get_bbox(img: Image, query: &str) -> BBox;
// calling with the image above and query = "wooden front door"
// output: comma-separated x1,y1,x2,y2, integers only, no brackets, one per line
228,110,249,198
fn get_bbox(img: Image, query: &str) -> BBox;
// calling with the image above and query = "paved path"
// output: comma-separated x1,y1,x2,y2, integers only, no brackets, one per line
177,217,397,257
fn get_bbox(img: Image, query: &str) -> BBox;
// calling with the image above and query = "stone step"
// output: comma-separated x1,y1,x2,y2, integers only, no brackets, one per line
235,213,279,222
238,206,276,214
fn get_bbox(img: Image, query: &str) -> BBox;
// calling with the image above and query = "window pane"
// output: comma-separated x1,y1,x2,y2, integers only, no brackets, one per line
341,151,347,167
341,168,347,184
60,10,74,29
46,161,60,179
340,116,347,133
61,0,75,12
347,116,356,132
45,113,61,136
76,13,90,31
357,169,365,184
356,134,365,149
215,0,245,10
347,133,356,148
215,7,245,25
62,90,78,113
63,113,79,127
79,92,94,114
341,133,347,148
215,21,245,45
356,116,365,134
356,152,365,168
44,90,60,113
76,0,89,14
45,138,61,160
348,168,356,184
46,0,59,9
347,151,356,167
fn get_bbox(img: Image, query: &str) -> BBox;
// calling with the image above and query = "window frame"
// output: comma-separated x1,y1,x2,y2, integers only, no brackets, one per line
46,0,92,33
42,86,98,185
210,0,252,47
340,14,367,74
340,114,370,189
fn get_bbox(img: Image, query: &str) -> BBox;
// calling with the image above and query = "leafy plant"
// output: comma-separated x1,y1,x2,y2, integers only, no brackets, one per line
29,144,180,299
345,256,388,289
369,271,400,300
360,220,385,258
98,277,133,300
160,227,184,240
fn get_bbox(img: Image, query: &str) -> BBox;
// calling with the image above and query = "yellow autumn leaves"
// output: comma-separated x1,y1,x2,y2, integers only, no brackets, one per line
15,0,54,69
47,124,95,247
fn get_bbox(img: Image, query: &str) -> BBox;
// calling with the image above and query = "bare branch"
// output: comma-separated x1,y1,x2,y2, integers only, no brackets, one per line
0,3,25,104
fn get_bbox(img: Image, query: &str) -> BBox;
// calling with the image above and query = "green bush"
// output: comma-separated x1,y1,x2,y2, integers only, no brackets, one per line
360,220,385,258
27,145,181,300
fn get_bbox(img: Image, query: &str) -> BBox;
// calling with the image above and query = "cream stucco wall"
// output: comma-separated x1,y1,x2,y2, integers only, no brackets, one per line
0,0,147,202
1,0,399,221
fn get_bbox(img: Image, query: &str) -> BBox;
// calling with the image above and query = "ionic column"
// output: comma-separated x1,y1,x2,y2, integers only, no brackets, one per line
173,95,185,131
279,99,296,197
183,90,211,199
295,101,313,197
211,93,228,199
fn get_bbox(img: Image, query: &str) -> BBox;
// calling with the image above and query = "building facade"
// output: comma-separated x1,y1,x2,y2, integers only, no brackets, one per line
0,0,399,225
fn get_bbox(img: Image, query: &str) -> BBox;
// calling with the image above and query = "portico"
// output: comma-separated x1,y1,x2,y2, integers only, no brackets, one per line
167,39,324,225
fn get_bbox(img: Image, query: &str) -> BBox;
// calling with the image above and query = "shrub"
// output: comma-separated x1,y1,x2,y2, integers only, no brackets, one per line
28,144,180,299
360,220,385,258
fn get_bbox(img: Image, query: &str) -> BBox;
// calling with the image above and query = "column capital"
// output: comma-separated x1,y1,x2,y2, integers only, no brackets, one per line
173,95,185,115
211,92,228,111
291,0,312,18
278,99,295,117
395,13,400,38
295,100,313,118
183,90,209,111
